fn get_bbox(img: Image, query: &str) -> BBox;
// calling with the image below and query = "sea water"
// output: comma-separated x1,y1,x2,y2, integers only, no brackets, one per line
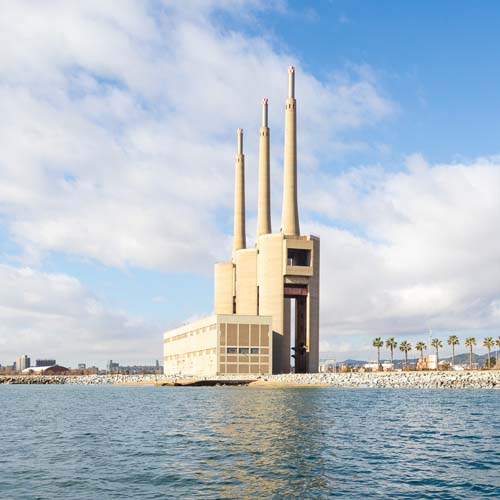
1,385,499,499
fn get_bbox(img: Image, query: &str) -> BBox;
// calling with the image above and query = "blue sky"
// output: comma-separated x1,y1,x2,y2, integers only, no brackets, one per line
1,1,500,367
275,0,500,163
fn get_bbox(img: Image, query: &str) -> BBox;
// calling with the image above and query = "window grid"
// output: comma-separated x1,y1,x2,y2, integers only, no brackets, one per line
218,323,270,374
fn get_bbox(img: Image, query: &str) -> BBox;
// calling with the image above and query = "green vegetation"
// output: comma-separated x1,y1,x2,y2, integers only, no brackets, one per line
372,337,383,370
465,337,476,368
372,335,500,370
483,337,494,369
399,341,412,370
373,334,497,371
415,342,426,369
447,335,460,367
431,338,443,363
496,337,500,368
385,338,397,365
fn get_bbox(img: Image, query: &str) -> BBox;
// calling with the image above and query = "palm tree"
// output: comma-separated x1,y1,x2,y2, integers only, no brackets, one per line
496,337,500,368
386,337,397,367
415,341,426,370
465,337,476,369
431,338,443,368
373,337,383,370
399,341,412,370
483,337,494,369
447,335,460,367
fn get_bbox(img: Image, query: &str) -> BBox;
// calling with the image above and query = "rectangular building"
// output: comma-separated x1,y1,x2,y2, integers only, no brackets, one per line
36,359,56,367
17,354,30,371
163,314,272,377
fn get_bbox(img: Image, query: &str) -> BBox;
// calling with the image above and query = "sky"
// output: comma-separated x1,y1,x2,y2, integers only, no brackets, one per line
1,0,500,367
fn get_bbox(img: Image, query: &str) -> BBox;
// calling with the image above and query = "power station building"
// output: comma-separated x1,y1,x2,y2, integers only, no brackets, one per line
163,67,320,376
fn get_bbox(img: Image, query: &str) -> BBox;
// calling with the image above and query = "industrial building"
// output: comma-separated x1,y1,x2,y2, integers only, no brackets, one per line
163,315,272,377
163,67,320,376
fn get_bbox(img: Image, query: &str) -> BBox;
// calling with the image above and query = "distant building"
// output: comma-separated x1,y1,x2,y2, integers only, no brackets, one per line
118,365,161,374
77,363,86,370
17,354,30,371
319,359,337,373
416,354,438,370
428,354,438,370
36,359,56,367
107,360,119,373
361,361,393,372
23,365,68,375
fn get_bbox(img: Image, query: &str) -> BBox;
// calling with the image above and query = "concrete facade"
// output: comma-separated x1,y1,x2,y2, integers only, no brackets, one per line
164,66,320,377
214,66,320,374
163,315,272,377
16,354,30,372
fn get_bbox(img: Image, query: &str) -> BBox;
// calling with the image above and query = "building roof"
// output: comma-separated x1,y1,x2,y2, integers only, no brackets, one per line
22,365,67,373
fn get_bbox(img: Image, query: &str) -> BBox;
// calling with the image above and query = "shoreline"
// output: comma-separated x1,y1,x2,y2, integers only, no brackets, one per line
1,370,499,389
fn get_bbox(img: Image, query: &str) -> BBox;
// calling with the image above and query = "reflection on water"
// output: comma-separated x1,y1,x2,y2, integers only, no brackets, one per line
176,389,329,498
0,385,499,499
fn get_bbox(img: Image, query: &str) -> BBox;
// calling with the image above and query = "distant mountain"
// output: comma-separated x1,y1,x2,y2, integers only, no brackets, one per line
441,350,498,366
320,350,499,368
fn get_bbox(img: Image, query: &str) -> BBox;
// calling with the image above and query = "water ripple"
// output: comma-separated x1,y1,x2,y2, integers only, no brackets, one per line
0,386,498,499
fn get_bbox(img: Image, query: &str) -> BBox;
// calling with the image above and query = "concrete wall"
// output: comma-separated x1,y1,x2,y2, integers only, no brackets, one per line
163,314,272,377
235,249,258,315
218,314,272,375
257,233,288,373
163,315,219,377
214,262,234,314
307,236,320,372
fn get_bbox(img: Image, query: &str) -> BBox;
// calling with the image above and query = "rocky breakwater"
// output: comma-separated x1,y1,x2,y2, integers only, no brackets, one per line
1,371,499,388
0,373,261,385
0,374,176,385
259,371,500,389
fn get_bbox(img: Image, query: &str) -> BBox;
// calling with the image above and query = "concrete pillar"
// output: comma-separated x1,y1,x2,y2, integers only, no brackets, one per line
281,66,300,236
214,262,234,314
235,249,258,315
257,98,271,237
233,128,246,254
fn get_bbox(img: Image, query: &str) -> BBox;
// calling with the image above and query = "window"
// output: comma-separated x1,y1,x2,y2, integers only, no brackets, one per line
239,348,249,354
250,348,259,355
287,248,311,266
227,347,237,354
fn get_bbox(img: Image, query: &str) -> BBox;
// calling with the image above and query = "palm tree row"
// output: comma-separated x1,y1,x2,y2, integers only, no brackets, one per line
371,334,500,370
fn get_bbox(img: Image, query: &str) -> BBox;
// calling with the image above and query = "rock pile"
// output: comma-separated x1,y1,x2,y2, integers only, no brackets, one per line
0,371,498,388
260,371,500,389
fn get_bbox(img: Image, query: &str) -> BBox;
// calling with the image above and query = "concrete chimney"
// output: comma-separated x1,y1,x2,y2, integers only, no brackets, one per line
233,128,246,254
257,98,271,237
281,66,300,236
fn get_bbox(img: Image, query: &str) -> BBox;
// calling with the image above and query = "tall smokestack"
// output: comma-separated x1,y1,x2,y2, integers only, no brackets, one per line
257,98,271,237
233,128,246,254
281,66,300,236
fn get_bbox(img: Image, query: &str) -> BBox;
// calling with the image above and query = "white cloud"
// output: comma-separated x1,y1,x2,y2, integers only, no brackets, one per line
0,0,394,273
305,155,500,346
6,1,495,363
0,264,158,366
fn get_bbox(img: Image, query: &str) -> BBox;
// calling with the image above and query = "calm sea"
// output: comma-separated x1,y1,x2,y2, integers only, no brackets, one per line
0,385,499,499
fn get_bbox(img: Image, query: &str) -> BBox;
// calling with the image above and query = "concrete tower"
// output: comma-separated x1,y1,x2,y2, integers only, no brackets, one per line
214,66,320,374
233,128,246,254
281,66,300,236
257,98,271,236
